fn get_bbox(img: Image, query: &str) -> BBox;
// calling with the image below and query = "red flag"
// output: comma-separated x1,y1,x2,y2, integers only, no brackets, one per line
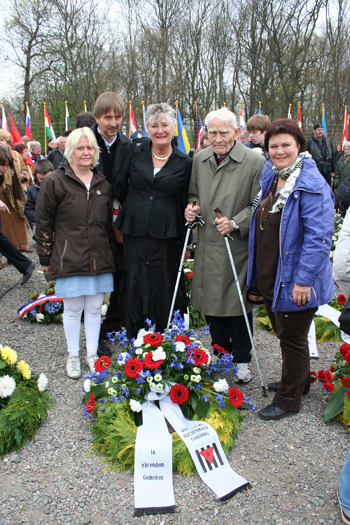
8,112,23,144
129,104,137,137
298,106,302,131
342,106,348,148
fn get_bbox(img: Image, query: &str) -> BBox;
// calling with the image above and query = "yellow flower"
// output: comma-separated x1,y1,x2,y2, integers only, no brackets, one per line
0,346,18,365
18,360,31,379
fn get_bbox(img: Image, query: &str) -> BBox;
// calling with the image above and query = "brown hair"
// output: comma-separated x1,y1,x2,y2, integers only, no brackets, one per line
76,112,96,128
264,118,306,152
34,159,54,175
0,145,13,167
93,92,125,118
0,129,12,145
246,114,270,133
200,131,208,147
12,142,28,155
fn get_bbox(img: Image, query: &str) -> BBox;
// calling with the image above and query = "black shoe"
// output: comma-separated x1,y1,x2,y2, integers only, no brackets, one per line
97,339,113,358
258,403,298,421
268,381,281,392
21,262,35,285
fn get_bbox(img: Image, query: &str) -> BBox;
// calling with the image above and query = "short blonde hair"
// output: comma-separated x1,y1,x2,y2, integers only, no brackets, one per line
0,129,12,145
64,127,100,167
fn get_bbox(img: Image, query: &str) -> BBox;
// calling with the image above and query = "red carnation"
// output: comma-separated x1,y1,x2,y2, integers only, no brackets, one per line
318,370,326,382
187,348,208,366
310,371,317,383
347,390,350,399
40,304,45,313
144,333,163,347
341,377,350,388
143,351,163,369
94,356,112,372
85,393,96,413
324,381,334,392
340,344,350,356
175,335,191,346
325,370,333,381
338,294,347,305
187,271,193,279
47,289,55,296
124,358,143,378
330,366,335,372
169,384,189,404
31,292,39,300
228,387,244,408
344,353,350,364
213,344,230,355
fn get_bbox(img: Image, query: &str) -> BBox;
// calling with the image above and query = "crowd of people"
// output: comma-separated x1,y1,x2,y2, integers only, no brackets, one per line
1,91,349,522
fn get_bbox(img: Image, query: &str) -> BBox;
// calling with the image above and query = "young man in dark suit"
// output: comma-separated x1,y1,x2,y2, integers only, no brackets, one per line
91,92,134,357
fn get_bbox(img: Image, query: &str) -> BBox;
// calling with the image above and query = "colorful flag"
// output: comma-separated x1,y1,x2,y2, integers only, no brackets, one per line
65,102,71,131
45,108,56,140
239,106,245,129
143,103,147,132
196,107,204,149
25,104,32,139
8,112,23,144
298,104,302,131
322,105,327,136
258,102,262,114
1,104,9,132
342,106,348,148
287,104,292,119
129,104,137,137
176,107,190,154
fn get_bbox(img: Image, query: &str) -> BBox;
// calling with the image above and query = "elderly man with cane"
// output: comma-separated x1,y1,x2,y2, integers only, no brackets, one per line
185,107,265,383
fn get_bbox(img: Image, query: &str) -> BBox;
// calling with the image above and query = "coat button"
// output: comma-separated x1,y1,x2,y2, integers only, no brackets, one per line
150,196,153,200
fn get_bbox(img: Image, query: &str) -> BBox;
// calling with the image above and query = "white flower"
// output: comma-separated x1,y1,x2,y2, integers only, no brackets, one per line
0,375,16,398
101,304,108,316
203,348,211,365
149,382,156,388
134,337,144,348
193,367,200,374
36,313,45,323
190,374,197,382
37,373,48,392
154,373,162,382
194,375,201,383
184,268,191,273
213,378,229,393
135,348,143,355
155,383,164,391
108,388,117,395
138,329,153,338
117,353,128,365
152,347,166,361
83,379,91,393
112,376,118,383
175,341,186,352
143,351,149,358
130,399,142,412
146,376,153,383
104,381,109,388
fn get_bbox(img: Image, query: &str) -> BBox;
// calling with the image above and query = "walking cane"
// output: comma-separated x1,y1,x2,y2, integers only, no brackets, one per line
166,200,205,329
214,207,267,397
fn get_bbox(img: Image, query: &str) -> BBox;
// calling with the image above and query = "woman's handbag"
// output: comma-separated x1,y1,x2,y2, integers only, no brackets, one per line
338,295,350,335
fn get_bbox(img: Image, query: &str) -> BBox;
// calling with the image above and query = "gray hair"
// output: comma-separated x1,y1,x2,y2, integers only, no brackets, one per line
29,141,41,151
344,141,350,150
145,103,176,133
205,107,237,129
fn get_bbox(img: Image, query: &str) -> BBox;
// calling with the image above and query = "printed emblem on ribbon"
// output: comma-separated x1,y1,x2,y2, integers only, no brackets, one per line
196,443,224,473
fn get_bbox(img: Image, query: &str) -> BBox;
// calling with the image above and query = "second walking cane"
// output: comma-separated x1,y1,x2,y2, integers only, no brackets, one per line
213,207,267,397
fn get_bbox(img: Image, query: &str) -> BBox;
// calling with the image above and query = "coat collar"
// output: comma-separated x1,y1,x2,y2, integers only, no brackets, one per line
59,164,106,188
261,158,324,195
133,140,187,184
201,140,246,170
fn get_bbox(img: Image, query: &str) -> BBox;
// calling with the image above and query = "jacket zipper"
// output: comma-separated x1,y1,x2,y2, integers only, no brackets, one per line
61,240,68,270
311,286,317,300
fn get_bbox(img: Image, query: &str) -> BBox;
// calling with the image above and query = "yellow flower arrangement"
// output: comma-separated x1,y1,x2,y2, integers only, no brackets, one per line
0,346,18,365
18,360,31,380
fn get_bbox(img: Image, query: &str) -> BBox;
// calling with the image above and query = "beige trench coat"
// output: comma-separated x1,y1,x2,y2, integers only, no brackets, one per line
189,141,265,317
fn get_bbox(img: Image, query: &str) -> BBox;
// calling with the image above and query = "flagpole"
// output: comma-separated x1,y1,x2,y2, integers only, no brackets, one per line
239,101,242,134
142,100,145,130
195,101,198,129
175,100,178,137
44,102,47,156
223,102,226,107
288,103,292,118
84,100,87,112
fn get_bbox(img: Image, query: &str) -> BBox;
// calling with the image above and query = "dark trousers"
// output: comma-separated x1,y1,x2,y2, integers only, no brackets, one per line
264,298,317,412
0,231,32,274
99,267,123,340
205,313,253,363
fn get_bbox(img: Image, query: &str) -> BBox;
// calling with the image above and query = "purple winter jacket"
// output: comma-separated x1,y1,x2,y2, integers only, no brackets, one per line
247,157,335,312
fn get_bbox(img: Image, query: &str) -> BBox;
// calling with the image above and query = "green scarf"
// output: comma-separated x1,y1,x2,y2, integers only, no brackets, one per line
271,156,302,180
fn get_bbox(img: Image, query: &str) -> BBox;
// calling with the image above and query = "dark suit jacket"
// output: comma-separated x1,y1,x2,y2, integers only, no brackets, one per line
113,140,192,239
91,124,134,270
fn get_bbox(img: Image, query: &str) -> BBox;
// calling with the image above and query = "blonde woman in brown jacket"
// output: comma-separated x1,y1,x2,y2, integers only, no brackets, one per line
35,127,116,379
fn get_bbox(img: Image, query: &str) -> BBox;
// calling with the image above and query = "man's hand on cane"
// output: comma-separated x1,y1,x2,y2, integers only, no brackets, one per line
185,203,200,223
214,216,235,235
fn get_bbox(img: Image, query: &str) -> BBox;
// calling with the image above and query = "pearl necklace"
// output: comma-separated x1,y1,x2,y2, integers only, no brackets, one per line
152,148,172,162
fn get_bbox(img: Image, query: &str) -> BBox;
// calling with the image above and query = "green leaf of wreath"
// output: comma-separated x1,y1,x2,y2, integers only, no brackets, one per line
323,385,347,422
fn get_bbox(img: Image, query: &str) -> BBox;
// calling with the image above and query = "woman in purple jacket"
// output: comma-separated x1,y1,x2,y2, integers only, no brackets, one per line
247,118,335,420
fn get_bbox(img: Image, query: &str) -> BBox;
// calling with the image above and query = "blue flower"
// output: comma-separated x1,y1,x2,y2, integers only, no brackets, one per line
119,395,125,402
202,395,208,402
100,407,105,413
45,301,62,314
95,369,109,383
145,318,153,326
216,394,225,408
29,307,37,316
137,388,141,394
99,399,106,404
